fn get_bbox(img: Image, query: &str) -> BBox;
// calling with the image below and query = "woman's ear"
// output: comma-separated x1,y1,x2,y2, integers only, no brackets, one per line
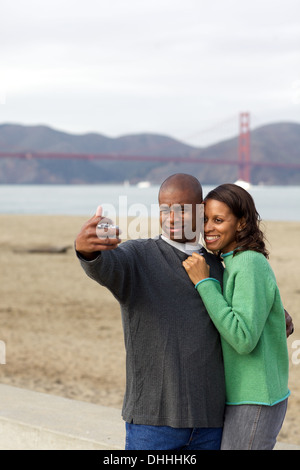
237,217,246,232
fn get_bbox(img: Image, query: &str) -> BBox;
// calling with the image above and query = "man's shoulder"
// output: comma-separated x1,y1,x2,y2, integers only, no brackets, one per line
119,236,160,250
202,248,223,266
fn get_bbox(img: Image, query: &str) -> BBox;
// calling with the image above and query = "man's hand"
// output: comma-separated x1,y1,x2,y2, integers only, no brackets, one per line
75,205,121,260
285,309,294,338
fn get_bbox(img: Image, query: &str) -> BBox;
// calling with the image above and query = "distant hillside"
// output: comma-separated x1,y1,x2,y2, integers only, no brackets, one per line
0,122,299,184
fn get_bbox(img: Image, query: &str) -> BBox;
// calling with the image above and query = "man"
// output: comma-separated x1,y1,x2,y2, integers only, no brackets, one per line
75,173,225,450
75,173,292,450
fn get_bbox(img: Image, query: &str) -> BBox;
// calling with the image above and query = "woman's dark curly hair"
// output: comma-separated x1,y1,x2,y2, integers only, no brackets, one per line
204,183,269,258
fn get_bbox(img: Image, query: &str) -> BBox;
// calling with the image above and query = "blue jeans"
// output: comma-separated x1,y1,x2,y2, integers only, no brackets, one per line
125,423,223,450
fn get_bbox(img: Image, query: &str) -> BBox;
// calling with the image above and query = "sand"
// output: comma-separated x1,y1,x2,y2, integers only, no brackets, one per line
0,214,299,445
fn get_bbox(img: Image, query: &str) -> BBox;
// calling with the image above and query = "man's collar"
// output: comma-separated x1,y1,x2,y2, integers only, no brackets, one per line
161,235,203,255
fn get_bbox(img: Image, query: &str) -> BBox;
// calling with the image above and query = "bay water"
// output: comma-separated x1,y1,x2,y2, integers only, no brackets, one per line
0,184,299,222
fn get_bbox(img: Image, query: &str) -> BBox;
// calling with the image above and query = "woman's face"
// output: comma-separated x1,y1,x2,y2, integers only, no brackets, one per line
204,199,242,253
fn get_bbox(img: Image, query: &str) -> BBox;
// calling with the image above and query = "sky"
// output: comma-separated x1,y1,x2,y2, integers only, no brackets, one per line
1,0,300,146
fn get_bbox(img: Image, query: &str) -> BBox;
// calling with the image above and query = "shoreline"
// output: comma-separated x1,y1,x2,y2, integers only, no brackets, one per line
0,215,299,445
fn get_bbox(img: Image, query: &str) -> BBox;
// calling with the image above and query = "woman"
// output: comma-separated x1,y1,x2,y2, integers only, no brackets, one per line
183,183,290,450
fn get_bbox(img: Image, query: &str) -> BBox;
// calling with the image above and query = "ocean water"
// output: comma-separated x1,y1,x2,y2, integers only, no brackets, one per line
0,184,300,222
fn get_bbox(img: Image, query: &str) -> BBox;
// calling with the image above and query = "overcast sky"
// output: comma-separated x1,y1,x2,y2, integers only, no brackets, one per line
1,0,299,146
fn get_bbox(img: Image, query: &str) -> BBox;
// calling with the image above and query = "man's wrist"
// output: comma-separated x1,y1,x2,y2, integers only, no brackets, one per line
79,251,100,261
74,242,101,261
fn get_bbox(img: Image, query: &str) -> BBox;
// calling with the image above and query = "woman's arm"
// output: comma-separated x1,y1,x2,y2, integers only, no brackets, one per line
183,253,275,354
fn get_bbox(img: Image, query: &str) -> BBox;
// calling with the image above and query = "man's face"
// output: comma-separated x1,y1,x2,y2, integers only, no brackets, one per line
159,187,203,243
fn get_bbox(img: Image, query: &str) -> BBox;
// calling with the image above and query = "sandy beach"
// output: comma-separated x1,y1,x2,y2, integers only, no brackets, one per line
0,214,299,446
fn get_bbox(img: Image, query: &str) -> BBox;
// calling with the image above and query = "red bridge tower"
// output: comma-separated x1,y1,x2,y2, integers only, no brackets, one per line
238,112,251,183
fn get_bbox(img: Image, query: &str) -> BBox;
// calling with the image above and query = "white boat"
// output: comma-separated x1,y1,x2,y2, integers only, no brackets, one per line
234,180,251,190
137,181,151,188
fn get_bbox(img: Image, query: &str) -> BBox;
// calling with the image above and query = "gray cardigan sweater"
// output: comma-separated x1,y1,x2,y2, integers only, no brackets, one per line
78,236,225,428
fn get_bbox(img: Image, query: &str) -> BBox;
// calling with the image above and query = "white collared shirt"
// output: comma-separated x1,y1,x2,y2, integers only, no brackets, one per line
161,235,203,256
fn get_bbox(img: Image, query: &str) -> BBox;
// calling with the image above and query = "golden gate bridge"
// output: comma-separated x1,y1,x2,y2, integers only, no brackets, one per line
0,113,299,183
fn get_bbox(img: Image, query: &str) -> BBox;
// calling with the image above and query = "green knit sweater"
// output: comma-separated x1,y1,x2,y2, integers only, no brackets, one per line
196,250,290,406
